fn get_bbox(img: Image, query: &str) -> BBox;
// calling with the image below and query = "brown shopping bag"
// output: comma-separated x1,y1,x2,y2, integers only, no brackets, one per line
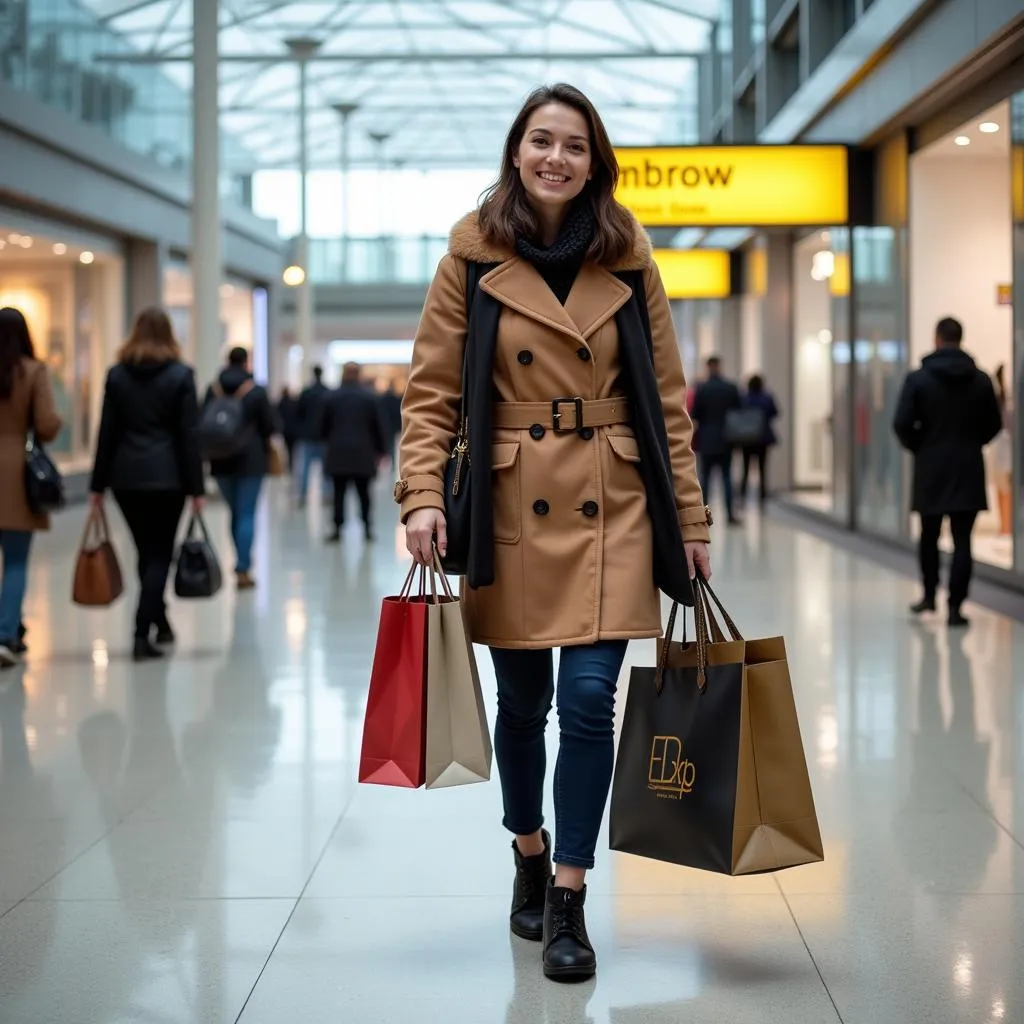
609,574,822,875
72,507,124,607
424,551,492,789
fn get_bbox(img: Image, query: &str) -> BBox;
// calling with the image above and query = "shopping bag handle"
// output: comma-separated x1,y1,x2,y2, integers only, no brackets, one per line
430,545,456,601
657,592,710,694
693,572,743,642
398,554,456,605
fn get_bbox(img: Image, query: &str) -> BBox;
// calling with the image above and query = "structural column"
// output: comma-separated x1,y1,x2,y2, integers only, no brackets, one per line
332,102,358,282
287,37,321,370
191,0,222,390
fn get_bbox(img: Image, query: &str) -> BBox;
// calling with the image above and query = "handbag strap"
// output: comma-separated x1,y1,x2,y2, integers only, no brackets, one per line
454,261,488,445
80,505,111,551
183,511,214,547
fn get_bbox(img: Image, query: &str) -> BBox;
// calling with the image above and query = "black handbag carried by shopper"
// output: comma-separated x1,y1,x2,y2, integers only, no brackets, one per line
24,375,65,515
441,261,488,575
174,512,223,599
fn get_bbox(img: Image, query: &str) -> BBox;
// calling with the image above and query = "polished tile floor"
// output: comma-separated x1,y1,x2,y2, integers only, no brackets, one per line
0,478,1022,1023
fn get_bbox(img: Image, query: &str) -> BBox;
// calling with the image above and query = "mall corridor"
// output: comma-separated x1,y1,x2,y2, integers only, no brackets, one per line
0,481,1019,1023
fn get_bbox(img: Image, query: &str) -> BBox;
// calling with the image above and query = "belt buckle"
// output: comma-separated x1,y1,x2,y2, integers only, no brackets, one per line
552,397,584,434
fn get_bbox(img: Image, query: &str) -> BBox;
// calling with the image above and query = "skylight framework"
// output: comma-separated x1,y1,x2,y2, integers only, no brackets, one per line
76,0,717,171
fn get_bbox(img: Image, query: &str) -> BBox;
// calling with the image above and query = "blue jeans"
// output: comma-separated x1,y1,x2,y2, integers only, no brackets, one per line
216,476,263,574
700,451,735,519
0,531,32,642
298,441,331,502
490,640,628,869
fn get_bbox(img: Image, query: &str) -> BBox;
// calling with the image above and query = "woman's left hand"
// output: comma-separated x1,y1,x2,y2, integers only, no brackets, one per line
684,541,711,582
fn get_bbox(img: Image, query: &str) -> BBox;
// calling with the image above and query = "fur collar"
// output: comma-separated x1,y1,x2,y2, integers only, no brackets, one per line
448,208,652,272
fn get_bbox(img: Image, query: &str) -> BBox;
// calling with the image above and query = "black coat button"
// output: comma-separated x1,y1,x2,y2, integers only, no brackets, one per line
582,500,599,518
517,350,533,366
578,427,594,441
533,499,550,516
577,347,591,362
529,423,545,441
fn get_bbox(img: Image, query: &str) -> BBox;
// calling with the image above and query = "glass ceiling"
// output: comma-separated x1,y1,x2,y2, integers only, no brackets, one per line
82,0,718,171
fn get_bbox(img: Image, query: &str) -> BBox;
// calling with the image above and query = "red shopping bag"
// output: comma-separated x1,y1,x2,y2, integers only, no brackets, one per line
359,565,430,788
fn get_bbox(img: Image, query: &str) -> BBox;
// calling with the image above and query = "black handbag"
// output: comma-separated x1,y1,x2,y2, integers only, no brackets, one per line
174,512,223,599
440,262,486,575
23,377,64,516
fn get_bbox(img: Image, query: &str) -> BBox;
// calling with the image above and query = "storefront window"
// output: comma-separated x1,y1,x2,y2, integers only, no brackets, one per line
792,230,839,515
908,100,1014,570
852,226,908,536
0,224,122,470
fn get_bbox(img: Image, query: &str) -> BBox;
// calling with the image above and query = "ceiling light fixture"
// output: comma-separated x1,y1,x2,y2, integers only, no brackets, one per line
979,122,1000,134
79,251,95,265
954,136,971,147
52,243,67,255
282,264,306,287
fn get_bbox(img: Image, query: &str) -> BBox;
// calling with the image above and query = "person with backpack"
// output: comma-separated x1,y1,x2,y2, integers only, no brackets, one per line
201,347,278,590
397,84,711,982
90,308,204,660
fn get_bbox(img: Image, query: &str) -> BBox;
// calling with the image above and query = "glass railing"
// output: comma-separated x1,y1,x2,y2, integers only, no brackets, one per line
307,237,449,285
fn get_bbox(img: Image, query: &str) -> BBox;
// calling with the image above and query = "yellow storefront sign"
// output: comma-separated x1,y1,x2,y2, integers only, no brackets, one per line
615,146,849,227
653,249,731,300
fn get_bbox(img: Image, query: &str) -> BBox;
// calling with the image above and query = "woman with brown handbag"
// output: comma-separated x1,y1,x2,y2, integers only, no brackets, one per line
398,84,712,981
90,308,206,661
0,308,62,667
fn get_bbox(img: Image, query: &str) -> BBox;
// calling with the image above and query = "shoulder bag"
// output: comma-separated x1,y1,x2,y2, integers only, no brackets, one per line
440,261,487,575
174,512,223,599
72,507,124,607
24,366,65,516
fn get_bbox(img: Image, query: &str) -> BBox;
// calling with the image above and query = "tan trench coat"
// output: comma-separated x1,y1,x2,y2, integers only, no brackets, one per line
396,211,710,649
0,359,63,531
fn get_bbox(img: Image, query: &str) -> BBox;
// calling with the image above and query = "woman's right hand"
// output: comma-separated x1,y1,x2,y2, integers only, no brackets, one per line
406,508,447,566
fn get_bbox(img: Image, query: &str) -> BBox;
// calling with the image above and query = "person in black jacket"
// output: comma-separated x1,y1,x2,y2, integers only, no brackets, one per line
203,347,278,590
323,363,387,543
295,365,332,507
893,317,1003,627
690,356,743,525
90,307,205,661
276,386,300,471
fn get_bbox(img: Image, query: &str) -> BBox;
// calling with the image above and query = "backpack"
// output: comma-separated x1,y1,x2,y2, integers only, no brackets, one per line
199,379,255,460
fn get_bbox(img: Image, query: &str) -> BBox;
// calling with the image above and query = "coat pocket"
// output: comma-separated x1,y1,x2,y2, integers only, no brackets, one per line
491,441,521,544
606,433,641,463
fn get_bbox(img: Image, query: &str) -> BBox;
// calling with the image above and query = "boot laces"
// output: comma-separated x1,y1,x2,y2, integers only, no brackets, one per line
550,892,585,940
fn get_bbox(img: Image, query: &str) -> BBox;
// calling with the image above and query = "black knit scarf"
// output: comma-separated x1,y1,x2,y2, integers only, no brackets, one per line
515,202,595,305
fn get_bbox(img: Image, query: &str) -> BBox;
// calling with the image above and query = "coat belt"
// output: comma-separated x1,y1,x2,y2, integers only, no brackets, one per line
492,396,631,433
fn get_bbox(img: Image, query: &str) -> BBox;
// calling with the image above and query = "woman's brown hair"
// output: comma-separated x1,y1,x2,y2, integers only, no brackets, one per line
477,83,635,267
118,306,182,364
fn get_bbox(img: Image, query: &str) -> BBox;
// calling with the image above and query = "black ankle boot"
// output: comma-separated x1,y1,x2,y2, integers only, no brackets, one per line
133,637,165,662
910,595,936,615
154,617,175,645
543,883,596,981
509,830,551,941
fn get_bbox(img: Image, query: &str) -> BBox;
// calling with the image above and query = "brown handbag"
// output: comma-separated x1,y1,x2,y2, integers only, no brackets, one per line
266,438,286,477
72,507,124,607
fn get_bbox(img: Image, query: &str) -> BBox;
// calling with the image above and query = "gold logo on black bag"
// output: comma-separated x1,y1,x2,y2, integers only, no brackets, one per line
648,736,696,799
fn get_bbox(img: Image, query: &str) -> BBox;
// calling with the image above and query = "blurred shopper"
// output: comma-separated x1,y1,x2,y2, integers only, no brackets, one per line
204,347,277,590
377,381,403,468
90,308,205,661
0,308,62,667
739,374,780,504
276,386,300,472
691,355,742,525
894,317,1003,627
323,363,387,544
399,84,711,982
296,365,331,506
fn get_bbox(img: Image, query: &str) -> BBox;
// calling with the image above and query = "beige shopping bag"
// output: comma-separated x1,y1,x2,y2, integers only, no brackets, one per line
424,554,492,789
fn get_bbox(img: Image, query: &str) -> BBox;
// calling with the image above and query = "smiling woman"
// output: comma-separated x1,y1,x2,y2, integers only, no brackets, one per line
396,82,712,984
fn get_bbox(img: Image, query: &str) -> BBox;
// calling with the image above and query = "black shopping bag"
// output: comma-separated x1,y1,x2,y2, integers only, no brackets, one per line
174,512,223,599
610,577,822,875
